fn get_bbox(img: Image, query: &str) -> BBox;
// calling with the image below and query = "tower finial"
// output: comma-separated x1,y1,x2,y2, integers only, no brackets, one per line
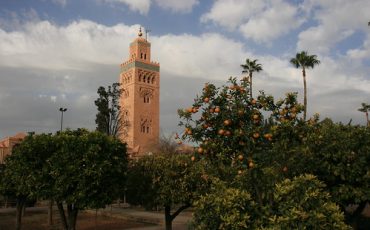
138,27,143,37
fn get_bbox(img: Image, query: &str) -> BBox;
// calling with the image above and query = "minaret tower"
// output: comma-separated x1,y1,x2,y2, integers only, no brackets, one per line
119,27,160,155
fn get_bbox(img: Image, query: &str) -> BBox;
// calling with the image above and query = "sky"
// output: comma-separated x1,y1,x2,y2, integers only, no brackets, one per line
0,0,370,138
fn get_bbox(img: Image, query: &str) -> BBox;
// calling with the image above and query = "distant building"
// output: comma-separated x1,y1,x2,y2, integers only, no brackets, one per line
119,28,160,156
0,132,27,164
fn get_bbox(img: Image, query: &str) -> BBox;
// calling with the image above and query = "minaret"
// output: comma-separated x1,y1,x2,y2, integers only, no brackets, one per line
119,27,160,155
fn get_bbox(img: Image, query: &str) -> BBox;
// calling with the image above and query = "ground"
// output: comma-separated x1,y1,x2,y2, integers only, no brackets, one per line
0,208,153,230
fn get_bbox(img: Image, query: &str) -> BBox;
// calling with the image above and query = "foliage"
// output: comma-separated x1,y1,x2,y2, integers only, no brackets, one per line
267,174,350,229
126,154,212,230
192,175,349,230
95,82,127,137
176,76,370,228
0,130,128,230
0,133,56,230
178,77,304,169
48,129,128,229
192,180,260,230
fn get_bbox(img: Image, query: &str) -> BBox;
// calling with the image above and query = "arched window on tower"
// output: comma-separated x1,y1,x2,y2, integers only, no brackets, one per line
144,54,147,60
143,76,146,83
144,96,150,103
147,76,150,83
151,76,155,84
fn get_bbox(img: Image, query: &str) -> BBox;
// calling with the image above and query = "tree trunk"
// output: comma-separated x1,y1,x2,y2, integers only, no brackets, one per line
67,204,78,230
164,204,190,230
21,205,25,217
249,73,253,99
15,196,26,230
164,205,173,230
302,68,307,121
48,200,53,226
366,112,369,127
57,202,68,230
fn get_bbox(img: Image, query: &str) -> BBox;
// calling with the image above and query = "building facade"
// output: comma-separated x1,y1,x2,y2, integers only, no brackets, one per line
119,28,160,155
0,132,27,164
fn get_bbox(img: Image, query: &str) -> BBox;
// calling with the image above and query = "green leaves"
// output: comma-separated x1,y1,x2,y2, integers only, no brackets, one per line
49,131,128,209
126,154,210,210
0,130,128,210
269,174,350,230
95,83,126,137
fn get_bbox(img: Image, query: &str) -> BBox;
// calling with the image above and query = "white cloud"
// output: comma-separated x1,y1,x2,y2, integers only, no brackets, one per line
297,0,370,55
0,20,139,70
0,19,370,137
201,0,264,30
201,0,304,43
102,0,151,15
155,0,199,13
239,1,304,43
153,33,245,79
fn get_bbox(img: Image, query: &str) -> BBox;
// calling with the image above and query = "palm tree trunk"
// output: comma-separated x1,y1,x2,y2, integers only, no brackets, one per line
302,68,307,121
366,112,369,127
250,73,253,99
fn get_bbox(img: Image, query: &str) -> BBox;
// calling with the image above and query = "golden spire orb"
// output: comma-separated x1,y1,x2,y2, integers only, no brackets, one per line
138,27,143,37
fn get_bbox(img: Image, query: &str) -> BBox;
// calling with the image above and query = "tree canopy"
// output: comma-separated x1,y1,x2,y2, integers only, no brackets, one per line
95,83,127,137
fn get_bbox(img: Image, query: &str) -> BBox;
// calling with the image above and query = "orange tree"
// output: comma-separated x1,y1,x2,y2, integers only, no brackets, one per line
0,133,56,230
49,129,128,230
178,77,303,168
177,77,352,228
177,77,304,192
300,119,370,228
192,174,349,230
126,154,212,230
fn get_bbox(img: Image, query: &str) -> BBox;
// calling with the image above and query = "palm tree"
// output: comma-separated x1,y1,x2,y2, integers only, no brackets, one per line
358,103,370,127
290,51,320,121
240,58,263,98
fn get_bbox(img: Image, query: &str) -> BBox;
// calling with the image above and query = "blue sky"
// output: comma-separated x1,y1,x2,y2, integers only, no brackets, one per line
0,0,370,138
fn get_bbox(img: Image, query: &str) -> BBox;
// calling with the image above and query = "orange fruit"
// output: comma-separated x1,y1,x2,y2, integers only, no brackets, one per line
223,119,231,126
253,132,260,139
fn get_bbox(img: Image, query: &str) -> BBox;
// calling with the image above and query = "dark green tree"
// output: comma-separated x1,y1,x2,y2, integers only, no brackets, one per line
0,133,56,230
240,58,263,98
290,51,320,120
49,130,128,230
95,83,127,137
126,154,211,230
